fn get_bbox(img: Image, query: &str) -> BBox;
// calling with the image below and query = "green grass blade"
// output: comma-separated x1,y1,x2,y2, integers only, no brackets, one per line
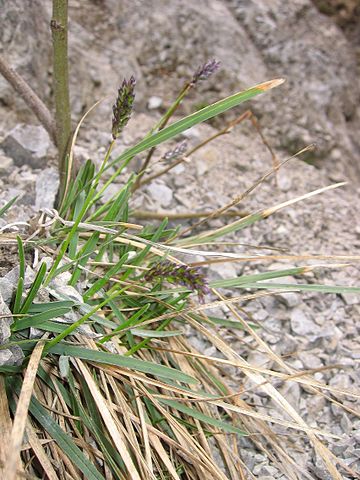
44,291,123,351
28,300,76,313
130,328,183,338
45,184,98,286
73,374,127,476
0,196,18,217
68,191,86,259
189,183,346,243
94,80,284,197
159,398,247,436
29,394,105,480
25,321,71,334
12,236,26,314
108,79,283,171
48,343,198,385
12,276,24,315
17,235,25,280
58,159,94,217
19,262,47,314
84,252,129,300
211,266,311,289
69,232,100,285
13,307,73,332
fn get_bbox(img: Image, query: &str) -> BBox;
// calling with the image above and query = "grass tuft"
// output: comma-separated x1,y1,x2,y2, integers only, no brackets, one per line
0,68,358,480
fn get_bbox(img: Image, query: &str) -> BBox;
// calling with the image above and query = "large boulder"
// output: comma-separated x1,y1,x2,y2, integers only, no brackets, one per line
0,0,359,180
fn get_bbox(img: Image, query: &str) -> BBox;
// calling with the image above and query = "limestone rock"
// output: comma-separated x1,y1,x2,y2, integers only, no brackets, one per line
0,153,14,174
146,182,174,208
35,166,59,209
1,124,51,168
0,292,13,344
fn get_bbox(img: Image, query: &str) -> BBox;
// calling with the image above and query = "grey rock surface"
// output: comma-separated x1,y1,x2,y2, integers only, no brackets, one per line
146,181,174,208
35,166,59,209
1,124,51,168
0,153,14,174
0,345,24,366
227,0,360,179
0,292,13,344
0,0,359,182
0,277,15,304
290,307,321,337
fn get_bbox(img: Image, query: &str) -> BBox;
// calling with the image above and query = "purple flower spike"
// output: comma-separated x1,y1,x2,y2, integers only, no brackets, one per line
191,59,221,85
112,76,136,140
145,260,210,303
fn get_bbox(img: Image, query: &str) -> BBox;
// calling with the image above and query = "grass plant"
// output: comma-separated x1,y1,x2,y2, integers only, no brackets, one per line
0,63,359,480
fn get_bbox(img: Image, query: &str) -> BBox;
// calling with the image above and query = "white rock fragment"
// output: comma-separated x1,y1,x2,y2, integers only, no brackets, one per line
147,96,163,110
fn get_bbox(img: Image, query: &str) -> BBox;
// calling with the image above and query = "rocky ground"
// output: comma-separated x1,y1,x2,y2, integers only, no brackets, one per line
0,1,359,478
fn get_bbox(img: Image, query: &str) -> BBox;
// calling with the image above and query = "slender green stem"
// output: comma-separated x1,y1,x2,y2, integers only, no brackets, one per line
154,83,192,131
96,139,116,186
133,83,192,189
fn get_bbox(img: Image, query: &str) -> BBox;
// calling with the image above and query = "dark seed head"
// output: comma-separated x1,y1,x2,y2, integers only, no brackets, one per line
145,260,210,303
112,76,136,140
191,59,221,86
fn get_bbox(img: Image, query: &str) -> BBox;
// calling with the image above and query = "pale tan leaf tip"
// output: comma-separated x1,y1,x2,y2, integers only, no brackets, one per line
256,78,286,91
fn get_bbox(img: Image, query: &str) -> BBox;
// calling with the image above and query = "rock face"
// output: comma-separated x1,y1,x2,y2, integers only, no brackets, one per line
0,0,52,120
0,0,359,180
1,124,51,168
226,0,360,179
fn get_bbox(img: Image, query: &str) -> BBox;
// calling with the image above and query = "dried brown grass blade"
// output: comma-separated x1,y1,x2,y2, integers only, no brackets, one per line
3,336,46,480
76,359,142,480
205,290,345,479
0,375,22,478
25,419,58,480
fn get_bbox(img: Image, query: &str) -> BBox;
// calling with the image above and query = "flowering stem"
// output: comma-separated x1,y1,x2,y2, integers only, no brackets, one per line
136,116,234,188
95,139,116,188
134,60,220,190
133,83,192,190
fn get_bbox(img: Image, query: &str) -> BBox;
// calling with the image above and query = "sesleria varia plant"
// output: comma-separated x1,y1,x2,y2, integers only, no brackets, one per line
0,57,359,480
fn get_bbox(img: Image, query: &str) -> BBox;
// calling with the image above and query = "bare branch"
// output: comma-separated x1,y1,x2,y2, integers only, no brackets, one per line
0,54,56,144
